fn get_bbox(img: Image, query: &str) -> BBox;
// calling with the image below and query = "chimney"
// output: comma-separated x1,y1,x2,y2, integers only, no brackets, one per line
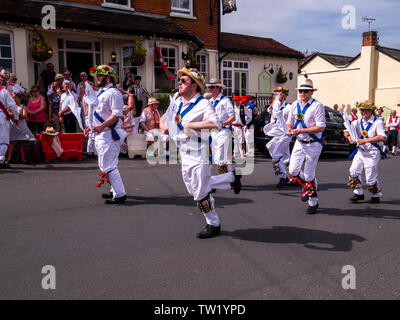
362,31,378,46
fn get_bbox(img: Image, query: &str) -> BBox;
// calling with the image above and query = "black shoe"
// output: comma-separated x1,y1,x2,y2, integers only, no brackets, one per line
197,224,221,239
306,203,319,214
301,194,309,202
102,192,113,199
0,163,10,169
231,171,242,194
369,197,380,204
105,194,127,204
276,177,289,188
350,194,364,202
211,189,217,194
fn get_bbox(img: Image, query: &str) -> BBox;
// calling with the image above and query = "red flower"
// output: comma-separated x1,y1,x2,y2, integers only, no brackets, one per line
103,66,110,71
89,67,95,73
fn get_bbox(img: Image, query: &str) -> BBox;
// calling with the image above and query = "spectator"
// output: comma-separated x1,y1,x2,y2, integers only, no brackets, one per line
7,92,35,163
376,107,385,122
132,75,151,116
36,62,55,95
47,73,64,98
76,71,88,106
8,74,25,95
48,83,62,132
348,107,358,122
384,109,399,156
26,86,46,134
127,86,140,131
333,104,339,112
59,80,78,133
62,69,76,93
123,72,134,91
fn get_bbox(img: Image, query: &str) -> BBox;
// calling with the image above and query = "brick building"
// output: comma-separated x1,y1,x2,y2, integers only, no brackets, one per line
0,0,220,95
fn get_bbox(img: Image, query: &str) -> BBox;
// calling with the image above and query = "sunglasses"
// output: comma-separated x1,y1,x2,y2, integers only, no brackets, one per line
208,86,217,89
178,78,190,85
299,90,311,94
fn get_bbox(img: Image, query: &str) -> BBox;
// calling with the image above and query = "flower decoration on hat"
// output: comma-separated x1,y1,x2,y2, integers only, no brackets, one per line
356,100,376,110
90,65,119,81
274,86,289,93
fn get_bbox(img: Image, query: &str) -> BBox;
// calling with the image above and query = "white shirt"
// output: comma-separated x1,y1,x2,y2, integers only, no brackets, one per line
266,100,290,136
286,98,326,141
385,116,400,131
0,87,18,122
94,84,124,129
208,93,235,128
8,83,25,94
164,93,219,160
347,116,386,153
60,91,78,115
133,84,149,101
233,104,253,126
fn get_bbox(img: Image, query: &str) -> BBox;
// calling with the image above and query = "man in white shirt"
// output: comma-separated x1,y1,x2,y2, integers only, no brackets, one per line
90,65,128,204
286,79,326,214
264,86,291,188
7,74,25,94
344,101,386,203
349,107,358,122
232,96,254,158
206,78,236,175
160,68,239,239
384,109,399,155
0,69,18,168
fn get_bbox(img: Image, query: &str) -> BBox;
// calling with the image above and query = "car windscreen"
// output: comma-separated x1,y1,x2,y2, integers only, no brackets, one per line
326,110,344,124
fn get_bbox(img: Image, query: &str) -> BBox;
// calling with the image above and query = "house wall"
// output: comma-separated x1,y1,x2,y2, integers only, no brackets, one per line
222,53,300,102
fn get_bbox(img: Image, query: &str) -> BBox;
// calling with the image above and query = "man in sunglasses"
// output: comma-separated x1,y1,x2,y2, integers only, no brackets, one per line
160,68,236,239
286,79,326,214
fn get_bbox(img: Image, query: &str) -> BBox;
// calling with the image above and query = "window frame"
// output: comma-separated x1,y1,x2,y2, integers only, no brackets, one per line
196,52,208,83
102,0,134,11
154,44,178,92
222,59,250,97
0,30,14,73
171,0,193,17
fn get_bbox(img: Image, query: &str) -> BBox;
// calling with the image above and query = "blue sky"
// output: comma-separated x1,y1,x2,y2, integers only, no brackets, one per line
221,0,400,57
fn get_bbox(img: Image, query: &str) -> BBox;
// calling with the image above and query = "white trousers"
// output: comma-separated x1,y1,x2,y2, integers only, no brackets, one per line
211,129,232,168
181,154,220,227
289,140,322,206
233,126,245,157
349,149,382,197
266,135,291,178
0,120,10,163
210,171,235,190
95,130,126,198
244,127,254,157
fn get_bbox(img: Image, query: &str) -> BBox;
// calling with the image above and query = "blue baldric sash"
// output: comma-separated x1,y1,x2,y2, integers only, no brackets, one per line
93,87,120,141
294,99,326,145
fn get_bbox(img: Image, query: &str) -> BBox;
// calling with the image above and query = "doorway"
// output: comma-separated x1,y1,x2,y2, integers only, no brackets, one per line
66,52,93,84
234,71,248,96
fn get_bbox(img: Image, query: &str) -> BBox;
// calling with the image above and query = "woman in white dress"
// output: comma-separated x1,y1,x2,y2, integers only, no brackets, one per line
7,92,36,163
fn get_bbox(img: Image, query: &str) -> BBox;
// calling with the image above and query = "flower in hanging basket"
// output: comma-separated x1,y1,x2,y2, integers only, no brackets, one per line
31,31,53,62
129,39,147,66
276,65,288,83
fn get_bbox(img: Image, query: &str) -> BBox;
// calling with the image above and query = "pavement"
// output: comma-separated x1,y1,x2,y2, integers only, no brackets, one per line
1,152,400,300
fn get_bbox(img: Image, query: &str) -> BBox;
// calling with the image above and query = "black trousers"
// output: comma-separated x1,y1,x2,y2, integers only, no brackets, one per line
386,130,398,148
27,121,45,135
63,113,77,133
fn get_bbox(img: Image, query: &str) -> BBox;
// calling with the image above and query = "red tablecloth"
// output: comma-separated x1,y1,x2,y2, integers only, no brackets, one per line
36,133,84,162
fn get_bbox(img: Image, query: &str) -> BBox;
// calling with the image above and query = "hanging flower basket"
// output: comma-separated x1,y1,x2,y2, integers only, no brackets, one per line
129,39,147,66
31,31,53,62
276,65,288,83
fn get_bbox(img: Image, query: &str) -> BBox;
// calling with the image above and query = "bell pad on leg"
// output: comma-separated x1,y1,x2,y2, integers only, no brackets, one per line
366,183,380,195
301,180,317,198
272,160,280,176
217,165,228,175
197,193,212,213
346,176,361,189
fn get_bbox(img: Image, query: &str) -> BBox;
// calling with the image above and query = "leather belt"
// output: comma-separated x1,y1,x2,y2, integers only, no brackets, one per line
298,139,316,144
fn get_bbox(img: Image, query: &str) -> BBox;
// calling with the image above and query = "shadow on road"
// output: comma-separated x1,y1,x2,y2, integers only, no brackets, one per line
223,226,365,252
321,206,400,220
123,195,253,208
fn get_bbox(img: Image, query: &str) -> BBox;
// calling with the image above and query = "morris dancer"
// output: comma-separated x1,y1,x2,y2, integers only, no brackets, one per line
344,101,386,203
384,109,399,156
89,65,128,204
0,69,18,169
160,68,239,239
232,96,254,158
286,79,326,214
206,79,236,174
264,86,291,188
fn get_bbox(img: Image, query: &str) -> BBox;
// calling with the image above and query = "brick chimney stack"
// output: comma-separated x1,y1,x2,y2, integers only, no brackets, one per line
362,31,378,46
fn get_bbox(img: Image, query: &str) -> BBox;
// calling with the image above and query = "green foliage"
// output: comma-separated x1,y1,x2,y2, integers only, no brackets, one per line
132,39,147,59
276,65,288,83
153,94,173,114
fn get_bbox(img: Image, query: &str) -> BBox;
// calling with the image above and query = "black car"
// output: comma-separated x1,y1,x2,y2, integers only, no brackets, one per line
254,106,355,156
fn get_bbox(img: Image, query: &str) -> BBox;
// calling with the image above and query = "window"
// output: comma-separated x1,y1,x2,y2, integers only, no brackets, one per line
155,46,177,91
171,0,193,16
196,53,208,82
102,0,133,11
122,45,138,85
0,32,13,73
222,59,249,97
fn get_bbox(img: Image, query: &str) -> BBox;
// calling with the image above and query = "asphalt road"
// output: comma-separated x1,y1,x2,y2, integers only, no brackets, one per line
1,152,400,300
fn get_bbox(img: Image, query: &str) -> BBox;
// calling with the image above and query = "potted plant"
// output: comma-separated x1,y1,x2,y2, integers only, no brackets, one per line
31,31,53,62
129,39,147,66
276,65,288,83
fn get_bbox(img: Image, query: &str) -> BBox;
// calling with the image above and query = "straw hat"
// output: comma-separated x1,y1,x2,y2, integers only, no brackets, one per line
89,65,119,81
44,126,59,136
148,97,159,105
296,79,317,91
177,67,205,95
356,100,376,110
206,78,226,89
273,85,289,94
55,73,64,80
0,69,10,79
